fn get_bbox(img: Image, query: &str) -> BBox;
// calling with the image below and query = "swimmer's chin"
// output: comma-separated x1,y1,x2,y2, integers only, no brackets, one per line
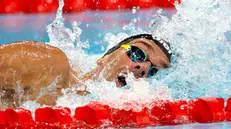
115,75,127,87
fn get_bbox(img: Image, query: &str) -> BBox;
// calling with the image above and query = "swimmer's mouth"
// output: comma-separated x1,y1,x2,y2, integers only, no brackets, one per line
116,76,127,87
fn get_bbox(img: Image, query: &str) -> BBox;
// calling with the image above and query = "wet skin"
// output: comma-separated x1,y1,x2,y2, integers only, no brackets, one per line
0,41,78,109
84,38,171,86
0,38,171,109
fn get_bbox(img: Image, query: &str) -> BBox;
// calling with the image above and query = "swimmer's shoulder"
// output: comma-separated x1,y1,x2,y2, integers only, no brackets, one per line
0,40,68,59
0,40,62,52
0,40,70,66
1,40,54,48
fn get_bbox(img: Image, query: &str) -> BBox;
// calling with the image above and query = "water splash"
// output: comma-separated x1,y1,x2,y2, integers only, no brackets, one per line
23,0,231,112
46,0,82,51
150,0,231,99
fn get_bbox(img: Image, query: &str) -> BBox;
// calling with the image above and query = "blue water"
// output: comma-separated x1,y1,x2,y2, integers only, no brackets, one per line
1,8,231,128
0,9,175,54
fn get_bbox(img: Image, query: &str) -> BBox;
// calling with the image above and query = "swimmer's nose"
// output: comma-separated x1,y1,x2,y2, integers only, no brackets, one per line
130,62,151,78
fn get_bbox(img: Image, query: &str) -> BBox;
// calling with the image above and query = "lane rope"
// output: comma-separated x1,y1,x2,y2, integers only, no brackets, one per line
0,97,230,128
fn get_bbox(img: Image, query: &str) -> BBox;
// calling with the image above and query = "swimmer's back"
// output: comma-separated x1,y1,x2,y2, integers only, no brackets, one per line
0,41,80,108
0,41,71,90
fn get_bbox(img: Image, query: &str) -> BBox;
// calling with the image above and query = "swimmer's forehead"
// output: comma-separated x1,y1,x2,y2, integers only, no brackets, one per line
129,38,154,49
103,35,154,57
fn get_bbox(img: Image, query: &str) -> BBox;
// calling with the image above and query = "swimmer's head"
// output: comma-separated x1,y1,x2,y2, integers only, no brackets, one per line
103,34,172,61
95,34,172,87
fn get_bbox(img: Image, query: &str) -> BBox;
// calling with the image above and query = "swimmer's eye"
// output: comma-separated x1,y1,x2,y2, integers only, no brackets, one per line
121,44,158,77
127,46,147,62
148,65,158,77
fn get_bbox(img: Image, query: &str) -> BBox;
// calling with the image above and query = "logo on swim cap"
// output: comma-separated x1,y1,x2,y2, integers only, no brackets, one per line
155,37,172,55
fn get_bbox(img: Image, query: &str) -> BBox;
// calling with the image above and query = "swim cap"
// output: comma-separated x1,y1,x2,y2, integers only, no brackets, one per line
104,34,172,61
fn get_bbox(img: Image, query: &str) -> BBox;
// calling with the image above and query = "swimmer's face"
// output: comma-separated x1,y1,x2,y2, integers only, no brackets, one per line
97,38,171,87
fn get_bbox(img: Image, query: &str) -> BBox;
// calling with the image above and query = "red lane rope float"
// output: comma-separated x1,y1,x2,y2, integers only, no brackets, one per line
0,0,181,14
63,0,95,12
190,98,226,123
29,0,59,13
35,106,74,128
0,0,27,14
127,0,181,9
225,98,231,121
94,0,128,10
0,97,231,128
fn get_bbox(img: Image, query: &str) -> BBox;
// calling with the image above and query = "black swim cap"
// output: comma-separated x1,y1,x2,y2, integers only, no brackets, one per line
103,34,172,61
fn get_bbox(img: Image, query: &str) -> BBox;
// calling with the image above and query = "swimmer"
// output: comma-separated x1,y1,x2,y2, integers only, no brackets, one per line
0,34,172,109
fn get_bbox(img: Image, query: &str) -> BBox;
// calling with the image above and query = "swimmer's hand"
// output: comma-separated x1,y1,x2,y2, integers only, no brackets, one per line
75,81,91,96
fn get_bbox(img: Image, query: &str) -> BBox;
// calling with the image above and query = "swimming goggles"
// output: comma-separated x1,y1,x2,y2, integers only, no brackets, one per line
121,43,158,77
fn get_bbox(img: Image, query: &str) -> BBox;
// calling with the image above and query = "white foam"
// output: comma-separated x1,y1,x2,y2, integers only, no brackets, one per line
24,0,231,112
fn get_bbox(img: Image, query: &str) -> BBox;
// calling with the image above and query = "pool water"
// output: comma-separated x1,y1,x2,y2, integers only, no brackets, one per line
1,0,231,128
0,8,177,54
